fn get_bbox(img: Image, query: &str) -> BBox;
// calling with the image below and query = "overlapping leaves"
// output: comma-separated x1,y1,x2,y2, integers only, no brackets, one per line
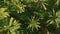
28,16,40,31
0,8,9,20
0,17,21,34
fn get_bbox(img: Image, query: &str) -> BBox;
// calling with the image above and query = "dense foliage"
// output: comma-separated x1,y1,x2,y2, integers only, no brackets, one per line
0,0,60,34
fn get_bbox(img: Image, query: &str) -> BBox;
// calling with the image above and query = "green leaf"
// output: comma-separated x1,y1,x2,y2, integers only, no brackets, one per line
16,3,26,13
11,31,16,34
56,10,60,17
9,17,14,26
0,8,9,20
28,16,40,31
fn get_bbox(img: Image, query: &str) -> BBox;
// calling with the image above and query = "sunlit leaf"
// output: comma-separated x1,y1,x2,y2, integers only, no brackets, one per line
10,31,16,34
16,3,26,13
0,8,9,19
56,10,60,17
28,16,40,31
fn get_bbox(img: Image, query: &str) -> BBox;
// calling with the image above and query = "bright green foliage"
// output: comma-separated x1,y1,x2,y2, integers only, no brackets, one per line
0,8,9,20
0,0,60,34
0,17,21,34
28,16,40,31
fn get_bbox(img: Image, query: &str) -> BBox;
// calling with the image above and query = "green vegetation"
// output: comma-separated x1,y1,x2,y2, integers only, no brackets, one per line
0,0,60,34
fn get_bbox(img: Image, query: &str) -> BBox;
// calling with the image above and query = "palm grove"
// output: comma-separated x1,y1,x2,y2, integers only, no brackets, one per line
0,0,60,34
